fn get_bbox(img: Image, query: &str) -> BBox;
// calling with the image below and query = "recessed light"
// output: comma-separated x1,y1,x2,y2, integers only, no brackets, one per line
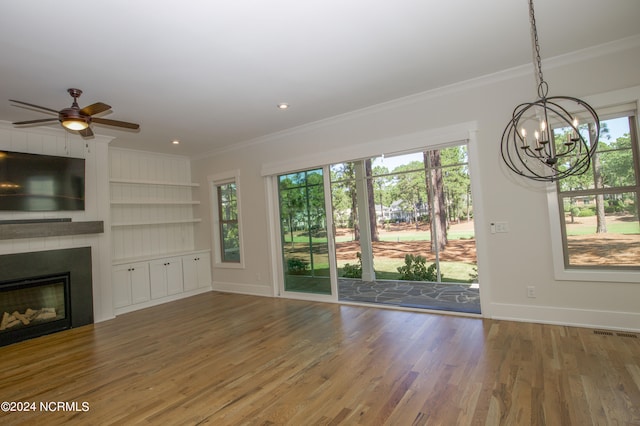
172,140,180,145
277,103,289,110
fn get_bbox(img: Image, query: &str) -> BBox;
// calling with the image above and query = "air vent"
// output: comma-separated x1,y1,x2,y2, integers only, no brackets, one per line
592,330,638,338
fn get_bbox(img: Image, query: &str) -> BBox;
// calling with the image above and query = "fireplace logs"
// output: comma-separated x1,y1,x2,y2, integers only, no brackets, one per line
0,308,57,331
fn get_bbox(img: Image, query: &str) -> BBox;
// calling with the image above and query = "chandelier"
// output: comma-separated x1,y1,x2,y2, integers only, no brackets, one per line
500,0,600,182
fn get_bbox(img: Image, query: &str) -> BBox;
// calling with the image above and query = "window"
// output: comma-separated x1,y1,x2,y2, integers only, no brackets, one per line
553,112,640,273
330,143,477,284
209,170,244,267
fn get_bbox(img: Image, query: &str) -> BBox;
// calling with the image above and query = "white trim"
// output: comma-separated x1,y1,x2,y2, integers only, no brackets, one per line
260,121,477,177
273,166,338,302
212,281,273,297
208,169,246,269
264,177,282,297
107,145,192,161
466,129,491,317
114,287,212,316
490,302,640,333
547,85,640,283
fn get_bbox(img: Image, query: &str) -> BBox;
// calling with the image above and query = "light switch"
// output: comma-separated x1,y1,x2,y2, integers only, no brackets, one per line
490,221,509,233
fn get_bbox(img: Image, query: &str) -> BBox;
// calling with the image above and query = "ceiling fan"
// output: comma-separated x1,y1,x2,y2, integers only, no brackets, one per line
10,88,139,138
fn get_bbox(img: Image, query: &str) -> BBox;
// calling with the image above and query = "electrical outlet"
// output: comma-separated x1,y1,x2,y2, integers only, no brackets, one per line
527,286,536,298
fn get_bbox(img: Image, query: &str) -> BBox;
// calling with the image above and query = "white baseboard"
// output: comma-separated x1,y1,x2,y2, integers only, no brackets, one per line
490,302,640,332
212,281,274,297
114,287,212,316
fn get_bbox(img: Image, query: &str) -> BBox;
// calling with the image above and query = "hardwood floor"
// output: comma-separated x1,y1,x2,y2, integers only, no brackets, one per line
1,291,639,425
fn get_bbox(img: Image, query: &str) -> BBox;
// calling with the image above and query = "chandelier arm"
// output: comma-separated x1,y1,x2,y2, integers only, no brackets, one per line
502,124,551,180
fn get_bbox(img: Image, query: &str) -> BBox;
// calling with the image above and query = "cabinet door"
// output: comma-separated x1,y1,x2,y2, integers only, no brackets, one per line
195,255,212,288
112,264,132,308
182,256,199,291
182,254,212,290
130,262,150,304
166,258,184,295
149,259,168,300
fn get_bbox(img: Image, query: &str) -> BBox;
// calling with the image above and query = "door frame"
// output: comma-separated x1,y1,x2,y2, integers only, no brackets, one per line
266,166,338,303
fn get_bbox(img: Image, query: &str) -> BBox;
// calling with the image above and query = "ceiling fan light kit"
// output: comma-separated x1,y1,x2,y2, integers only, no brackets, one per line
61,119,89,131
9,88,139,139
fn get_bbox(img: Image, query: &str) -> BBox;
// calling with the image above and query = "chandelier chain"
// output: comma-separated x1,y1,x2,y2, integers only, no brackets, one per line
529,0,547,97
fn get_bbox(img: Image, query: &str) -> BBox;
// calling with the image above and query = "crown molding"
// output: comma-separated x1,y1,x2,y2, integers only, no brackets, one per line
191,35,640,161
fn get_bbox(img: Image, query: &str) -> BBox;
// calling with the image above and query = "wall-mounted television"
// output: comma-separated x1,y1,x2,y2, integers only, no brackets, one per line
0,151,85,211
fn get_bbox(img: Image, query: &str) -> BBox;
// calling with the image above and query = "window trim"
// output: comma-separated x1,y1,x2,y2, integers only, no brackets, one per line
547,86,640,283
209,169,245,269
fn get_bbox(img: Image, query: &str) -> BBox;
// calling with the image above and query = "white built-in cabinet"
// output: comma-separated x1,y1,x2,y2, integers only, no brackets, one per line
110,148,212,315
112,251,211,314
182,253,213,291
112,262,151,308
149,257,184,299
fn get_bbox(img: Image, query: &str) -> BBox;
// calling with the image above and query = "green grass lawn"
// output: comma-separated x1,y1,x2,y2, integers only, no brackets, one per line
285,226,477,284
335,229,475,243
565,221,639,236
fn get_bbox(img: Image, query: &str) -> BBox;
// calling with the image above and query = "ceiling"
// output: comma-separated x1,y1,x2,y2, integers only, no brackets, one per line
1,1,639,158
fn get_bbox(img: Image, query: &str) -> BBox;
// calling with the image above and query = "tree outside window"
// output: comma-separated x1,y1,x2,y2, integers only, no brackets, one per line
555,114,640,268
217,182,241,263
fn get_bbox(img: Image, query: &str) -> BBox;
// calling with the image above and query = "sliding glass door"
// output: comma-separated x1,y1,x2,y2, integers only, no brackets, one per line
277,168,336,296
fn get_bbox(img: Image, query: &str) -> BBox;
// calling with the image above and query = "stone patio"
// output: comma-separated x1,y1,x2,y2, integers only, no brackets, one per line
339,279,481,314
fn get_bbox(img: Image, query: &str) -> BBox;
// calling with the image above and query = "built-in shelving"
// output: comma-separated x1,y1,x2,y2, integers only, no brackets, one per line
111,218,202,227
110,178,200,187
112,249,210,266
110,200,200,205
109,148,204,266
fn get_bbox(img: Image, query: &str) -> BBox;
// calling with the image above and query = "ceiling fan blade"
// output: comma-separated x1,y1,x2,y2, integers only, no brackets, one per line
78,127,94,138
81,102,111,116
12,118,59,125
9,99,59,114
92,117,140,130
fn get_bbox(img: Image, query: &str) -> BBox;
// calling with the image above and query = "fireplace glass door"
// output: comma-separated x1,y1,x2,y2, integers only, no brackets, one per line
0,274,70,346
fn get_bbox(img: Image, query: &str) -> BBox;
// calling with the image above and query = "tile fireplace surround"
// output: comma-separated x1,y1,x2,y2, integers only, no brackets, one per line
0,247,94,346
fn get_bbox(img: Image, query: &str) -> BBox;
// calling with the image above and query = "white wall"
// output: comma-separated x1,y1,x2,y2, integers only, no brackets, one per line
192,38,640,331
0,123,114,322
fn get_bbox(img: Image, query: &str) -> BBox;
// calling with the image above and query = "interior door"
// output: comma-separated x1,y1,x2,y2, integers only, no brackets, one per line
277,167,337,298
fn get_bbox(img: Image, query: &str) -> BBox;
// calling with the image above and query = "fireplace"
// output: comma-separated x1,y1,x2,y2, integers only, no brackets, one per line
0,274,71,345
0,247,93,346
